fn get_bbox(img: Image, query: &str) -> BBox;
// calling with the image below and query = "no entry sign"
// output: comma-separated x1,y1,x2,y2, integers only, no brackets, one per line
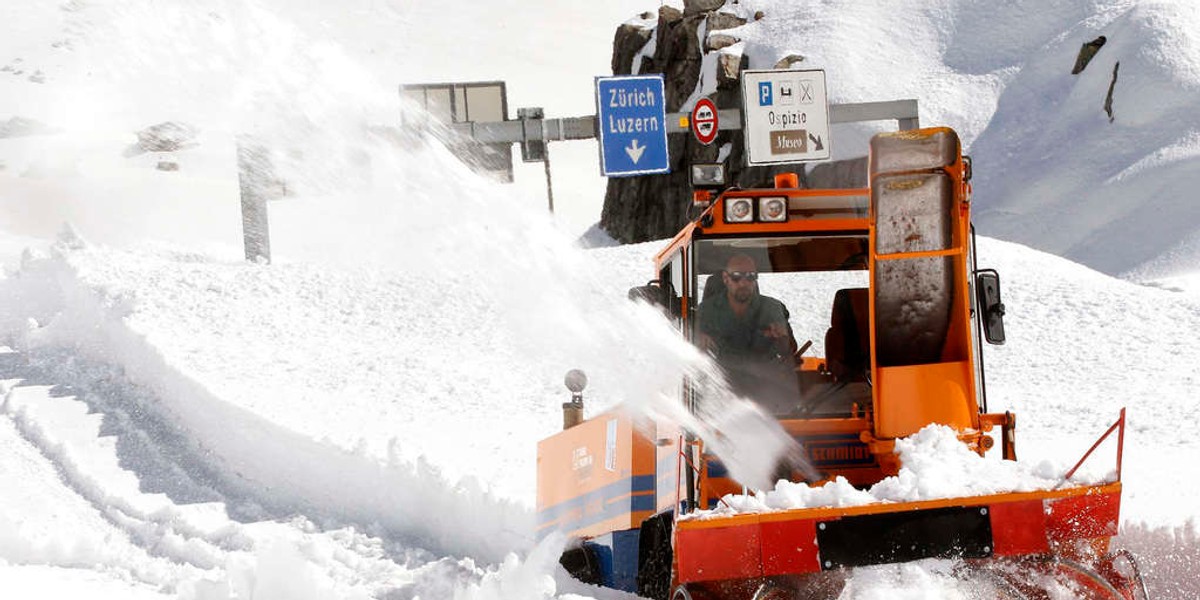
691,98,719,145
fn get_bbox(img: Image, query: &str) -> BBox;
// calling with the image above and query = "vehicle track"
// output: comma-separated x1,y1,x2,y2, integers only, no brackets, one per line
1,354,244,576
0,347,427,596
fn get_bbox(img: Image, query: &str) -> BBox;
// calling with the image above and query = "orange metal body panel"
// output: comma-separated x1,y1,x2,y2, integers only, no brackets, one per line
676,483,1118,531
704,216,871,237
652,221,698,270
875,361,975,438
663,188,870,249
536,411,657,539
777,418,884,485
674,482,1122,584
692,419,886,502
676,518,763,582
1046,489,1121,541
760,518,822,575
780,417,872,436
989,499,1052,555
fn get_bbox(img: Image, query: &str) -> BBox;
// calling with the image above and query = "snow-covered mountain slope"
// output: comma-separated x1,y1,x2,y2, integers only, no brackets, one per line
969,1,1200,279
710,0,1200,279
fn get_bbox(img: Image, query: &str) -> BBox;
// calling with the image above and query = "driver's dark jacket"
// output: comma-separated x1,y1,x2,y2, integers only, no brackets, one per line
697,292,793,363
697,292,799,413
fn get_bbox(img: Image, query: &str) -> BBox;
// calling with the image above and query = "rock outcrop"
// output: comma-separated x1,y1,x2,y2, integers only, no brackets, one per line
598,4,874,243
135,121,198,153
601,3,810,243
0,116,53,139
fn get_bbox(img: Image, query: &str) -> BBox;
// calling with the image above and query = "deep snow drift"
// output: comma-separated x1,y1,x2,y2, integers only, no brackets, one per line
694,424,1114,519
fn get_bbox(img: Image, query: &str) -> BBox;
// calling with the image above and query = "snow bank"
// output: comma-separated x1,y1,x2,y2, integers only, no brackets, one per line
0,376,419,600
0,178,803,557
973,237,1200,527
0,240,534,564
834,560,982,600
0,564,174,600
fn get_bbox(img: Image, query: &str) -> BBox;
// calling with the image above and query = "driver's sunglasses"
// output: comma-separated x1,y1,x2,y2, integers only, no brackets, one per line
727,271,758,282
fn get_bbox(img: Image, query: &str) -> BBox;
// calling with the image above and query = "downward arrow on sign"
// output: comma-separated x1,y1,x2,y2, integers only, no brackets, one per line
626,139,645,164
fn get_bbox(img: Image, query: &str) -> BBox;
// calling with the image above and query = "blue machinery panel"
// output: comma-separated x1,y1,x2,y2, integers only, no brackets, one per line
587,529,642,593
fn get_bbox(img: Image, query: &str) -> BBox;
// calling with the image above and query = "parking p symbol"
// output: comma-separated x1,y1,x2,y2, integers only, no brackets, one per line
758,82,773,106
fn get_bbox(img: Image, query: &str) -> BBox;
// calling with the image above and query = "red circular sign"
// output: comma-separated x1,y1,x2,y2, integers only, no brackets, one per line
691,98,719,145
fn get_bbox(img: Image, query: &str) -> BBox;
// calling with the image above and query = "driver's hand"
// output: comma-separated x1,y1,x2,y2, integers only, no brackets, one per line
762,322,789,339
763,322,795,356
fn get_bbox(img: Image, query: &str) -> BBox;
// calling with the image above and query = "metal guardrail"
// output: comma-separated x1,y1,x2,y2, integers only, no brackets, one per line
443,99,920,144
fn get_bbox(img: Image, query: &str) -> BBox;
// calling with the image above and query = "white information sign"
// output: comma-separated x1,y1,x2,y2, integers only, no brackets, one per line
740,69,831,165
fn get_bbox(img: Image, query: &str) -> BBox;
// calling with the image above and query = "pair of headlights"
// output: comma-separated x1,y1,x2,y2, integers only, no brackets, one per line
725,196,789,223
689,163,789,223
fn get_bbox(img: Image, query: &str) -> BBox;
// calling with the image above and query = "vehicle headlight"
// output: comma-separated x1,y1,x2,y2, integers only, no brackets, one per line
725,198,754,223
758,197,788,222
690,163,726,188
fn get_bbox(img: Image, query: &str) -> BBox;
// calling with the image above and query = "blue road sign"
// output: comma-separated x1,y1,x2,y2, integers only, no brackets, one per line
595,75,669,177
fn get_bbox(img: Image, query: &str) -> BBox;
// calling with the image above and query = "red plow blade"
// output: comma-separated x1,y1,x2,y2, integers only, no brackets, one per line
674,483,1146,599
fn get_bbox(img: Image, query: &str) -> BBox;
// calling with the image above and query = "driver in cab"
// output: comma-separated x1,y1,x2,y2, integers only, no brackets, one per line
697,254,799,411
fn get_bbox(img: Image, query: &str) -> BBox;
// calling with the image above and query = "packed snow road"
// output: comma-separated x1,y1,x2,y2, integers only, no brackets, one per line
1,348,413,598
0,346,580,600
3,345,1195,600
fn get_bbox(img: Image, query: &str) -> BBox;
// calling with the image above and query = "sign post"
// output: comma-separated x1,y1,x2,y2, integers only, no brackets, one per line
691,98,719,145
740,69,832,165
595,75,670,177
400,81,514,181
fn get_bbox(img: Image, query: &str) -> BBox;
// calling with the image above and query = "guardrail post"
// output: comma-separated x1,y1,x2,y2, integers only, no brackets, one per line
237,139,273,263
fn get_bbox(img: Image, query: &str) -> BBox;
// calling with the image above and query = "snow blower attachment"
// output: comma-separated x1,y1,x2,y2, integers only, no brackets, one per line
536,125,1148,599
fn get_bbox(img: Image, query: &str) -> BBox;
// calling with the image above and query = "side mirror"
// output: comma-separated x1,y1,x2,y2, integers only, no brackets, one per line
975,269,1006,345
628,279,681,318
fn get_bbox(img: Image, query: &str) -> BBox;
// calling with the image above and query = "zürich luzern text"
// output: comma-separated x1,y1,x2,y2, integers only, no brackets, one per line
608,115,660,134
608,87,657,108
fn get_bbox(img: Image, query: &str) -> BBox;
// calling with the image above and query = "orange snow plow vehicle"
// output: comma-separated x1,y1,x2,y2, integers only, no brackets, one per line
536,126,1148,599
